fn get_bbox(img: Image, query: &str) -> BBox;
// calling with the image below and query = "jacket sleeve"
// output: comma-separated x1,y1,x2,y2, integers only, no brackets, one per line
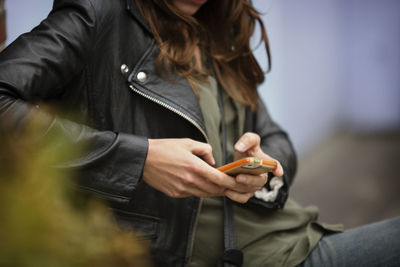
247,98,297,209
0,0,148,204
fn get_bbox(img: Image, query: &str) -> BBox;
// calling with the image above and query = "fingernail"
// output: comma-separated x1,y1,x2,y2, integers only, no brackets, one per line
235,142,245,151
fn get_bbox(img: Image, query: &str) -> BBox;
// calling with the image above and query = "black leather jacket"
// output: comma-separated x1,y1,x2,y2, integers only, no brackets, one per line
0,0,297,266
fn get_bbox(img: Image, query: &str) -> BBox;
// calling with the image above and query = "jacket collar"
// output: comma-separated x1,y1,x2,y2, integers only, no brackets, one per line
125,0,152,35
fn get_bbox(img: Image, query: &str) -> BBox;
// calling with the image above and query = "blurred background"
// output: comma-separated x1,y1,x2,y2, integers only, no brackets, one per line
3,0,400,228
254,0,400,228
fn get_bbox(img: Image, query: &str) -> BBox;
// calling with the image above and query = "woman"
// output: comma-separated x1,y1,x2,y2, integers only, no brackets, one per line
0,0,399,266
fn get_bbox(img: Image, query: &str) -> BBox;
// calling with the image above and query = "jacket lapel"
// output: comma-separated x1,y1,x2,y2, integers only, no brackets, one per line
128,41,207,137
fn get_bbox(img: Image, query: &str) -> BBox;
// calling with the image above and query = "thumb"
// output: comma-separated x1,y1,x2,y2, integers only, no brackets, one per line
188,140,216,166
234,132,260,153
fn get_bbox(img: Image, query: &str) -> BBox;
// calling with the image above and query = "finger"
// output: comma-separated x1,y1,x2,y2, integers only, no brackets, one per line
184,184,219,198
189,155,237,189
272,161,284,177
205,166,237,189
168,179,217,198
194,178,225,196
183,167,225,196
254,151,284,178
187,139,216,166
225,190,253,204
234,132,260,153
229,174,266,193
228,183,260,193
236,173,267,188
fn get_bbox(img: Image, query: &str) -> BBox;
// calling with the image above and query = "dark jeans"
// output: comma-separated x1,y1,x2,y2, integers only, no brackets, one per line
298,216,400,267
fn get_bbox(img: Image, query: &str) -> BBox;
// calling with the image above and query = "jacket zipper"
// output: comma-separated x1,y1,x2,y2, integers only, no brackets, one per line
129,84,209,144
128,84,206,264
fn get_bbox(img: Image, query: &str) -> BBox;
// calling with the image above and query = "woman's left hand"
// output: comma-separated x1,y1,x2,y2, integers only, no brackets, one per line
224,132,284,203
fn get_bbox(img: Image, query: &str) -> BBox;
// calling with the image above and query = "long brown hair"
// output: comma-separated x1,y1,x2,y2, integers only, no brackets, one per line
135,0,271,111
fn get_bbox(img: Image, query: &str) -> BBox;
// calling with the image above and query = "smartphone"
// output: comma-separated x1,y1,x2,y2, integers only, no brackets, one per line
217,157,277,176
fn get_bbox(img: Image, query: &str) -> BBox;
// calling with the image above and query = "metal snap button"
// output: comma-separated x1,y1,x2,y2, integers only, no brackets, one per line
120,64,129,74
137,71,147,83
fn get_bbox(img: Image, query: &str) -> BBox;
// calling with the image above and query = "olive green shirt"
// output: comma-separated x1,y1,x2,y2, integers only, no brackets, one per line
188,75,343,267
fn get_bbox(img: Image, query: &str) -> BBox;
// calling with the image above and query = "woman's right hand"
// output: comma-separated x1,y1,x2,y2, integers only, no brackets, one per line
142,138,237,199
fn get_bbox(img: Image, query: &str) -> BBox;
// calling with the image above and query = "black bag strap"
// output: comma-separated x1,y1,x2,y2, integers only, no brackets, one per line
222,197,243,267
218,86,243,267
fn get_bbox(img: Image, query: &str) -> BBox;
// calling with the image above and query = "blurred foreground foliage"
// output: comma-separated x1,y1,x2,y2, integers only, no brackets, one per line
0,114,153,267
